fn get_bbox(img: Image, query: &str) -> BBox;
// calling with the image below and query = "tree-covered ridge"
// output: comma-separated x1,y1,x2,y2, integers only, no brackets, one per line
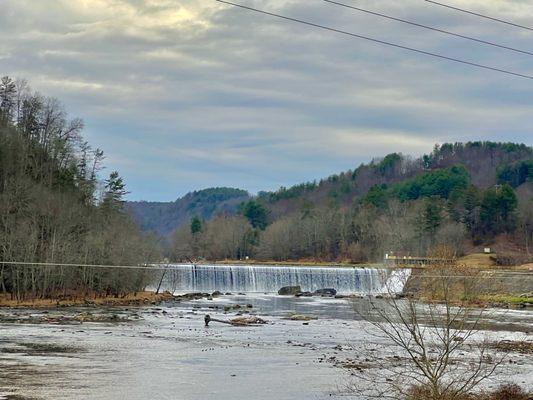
137,141,532,250
186,187,249,210
0,75,158,300
125,187,251,236
258,181,318,202
260,142,532,208
171,143,532,264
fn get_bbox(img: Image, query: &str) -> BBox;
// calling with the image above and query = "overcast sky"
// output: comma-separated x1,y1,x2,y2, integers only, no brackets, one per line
1,0,532,201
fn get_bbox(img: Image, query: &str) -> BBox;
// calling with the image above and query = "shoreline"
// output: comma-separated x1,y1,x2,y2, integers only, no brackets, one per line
1,289,531,310
0,291,174,309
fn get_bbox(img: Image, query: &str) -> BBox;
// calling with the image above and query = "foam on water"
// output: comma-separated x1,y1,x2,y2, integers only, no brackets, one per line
164,264,409,294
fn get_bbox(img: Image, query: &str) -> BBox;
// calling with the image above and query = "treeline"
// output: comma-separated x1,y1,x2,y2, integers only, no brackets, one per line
172,148,532,263
0,76,159,300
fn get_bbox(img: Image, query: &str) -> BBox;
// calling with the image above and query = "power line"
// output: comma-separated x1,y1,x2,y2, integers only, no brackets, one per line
323,0,533,57
424,0,533,32
0,261,163,271
215,0,533,80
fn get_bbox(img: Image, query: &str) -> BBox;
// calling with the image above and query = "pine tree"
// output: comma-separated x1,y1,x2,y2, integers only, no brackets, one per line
102,171,129,211
241,200,268,230
423,199,442,237
190,216,202,235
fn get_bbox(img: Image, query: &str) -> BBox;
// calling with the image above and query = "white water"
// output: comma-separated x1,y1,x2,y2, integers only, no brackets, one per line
164,264,410,294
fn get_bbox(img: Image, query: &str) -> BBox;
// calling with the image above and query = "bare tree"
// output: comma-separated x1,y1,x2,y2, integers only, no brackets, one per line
347,261,508,400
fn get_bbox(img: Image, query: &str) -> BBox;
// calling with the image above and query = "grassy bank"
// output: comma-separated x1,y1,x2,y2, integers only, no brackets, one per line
405,261,533,308
477,294,533,306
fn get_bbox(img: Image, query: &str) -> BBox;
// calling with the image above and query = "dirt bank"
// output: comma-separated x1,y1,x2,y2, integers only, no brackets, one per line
0,291,175,309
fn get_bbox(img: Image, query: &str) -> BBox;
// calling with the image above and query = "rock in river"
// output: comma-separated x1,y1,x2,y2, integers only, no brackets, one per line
313,288,337,297
295,291,313,297
278,286,302,295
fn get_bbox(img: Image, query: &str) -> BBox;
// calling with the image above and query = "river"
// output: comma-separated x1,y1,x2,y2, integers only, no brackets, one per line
0,264,532,399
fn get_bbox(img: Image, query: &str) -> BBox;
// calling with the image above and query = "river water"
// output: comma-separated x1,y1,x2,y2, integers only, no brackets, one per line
0,265,532,399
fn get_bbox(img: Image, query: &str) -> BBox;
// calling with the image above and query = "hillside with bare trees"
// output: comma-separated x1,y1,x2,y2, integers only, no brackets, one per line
0,76,160,300
168,142,532,264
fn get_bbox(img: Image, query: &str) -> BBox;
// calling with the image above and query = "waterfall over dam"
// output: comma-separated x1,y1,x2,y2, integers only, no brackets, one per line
164,264,410,294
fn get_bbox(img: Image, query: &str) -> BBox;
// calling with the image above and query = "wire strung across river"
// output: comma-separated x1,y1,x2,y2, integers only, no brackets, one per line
0,261,531,279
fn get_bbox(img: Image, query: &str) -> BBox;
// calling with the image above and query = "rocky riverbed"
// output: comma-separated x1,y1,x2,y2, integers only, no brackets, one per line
1,294,532,400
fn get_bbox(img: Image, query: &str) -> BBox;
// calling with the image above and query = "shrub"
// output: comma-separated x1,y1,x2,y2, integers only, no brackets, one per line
404,383,533,400
489,383,532,400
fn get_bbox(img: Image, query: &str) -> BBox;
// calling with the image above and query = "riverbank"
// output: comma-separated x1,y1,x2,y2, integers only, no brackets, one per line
0,291,174,308
404,264,533,309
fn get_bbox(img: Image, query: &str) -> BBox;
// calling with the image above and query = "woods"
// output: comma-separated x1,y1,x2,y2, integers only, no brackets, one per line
171,144,532,264
0,76,160,300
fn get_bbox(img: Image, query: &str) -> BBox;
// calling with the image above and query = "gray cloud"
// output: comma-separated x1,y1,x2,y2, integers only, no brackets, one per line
1,0,532,200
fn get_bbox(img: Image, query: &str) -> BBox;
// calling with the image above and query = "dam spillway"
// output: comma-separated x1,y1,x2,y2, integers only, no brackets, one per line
164,264,409,294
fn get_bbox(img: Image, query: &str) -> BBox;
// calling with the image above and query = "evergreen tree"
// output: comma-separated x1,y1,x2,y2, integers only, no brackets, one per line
480,184,518,235
423,198,442,237
364,184,389,208
102,171,129,211
190,216,202,235
241,200,268,230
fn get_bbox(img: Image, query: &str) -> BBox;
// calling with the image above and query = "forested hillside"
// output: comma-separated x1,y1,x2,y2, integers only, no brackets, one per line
0,76,159,300
171,142,533,263
260,143,532,219
125,187,250,236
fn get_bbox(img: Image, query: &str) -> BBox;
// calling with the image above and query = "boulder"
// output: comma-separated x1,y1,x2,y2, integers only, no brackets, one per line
295,291,313,297
278,286,302,295
313,288,337,297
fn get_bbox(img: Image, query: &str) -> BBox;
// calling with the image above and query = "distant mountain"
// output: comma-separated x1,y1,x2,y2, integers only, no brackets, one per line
125,187,251,236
